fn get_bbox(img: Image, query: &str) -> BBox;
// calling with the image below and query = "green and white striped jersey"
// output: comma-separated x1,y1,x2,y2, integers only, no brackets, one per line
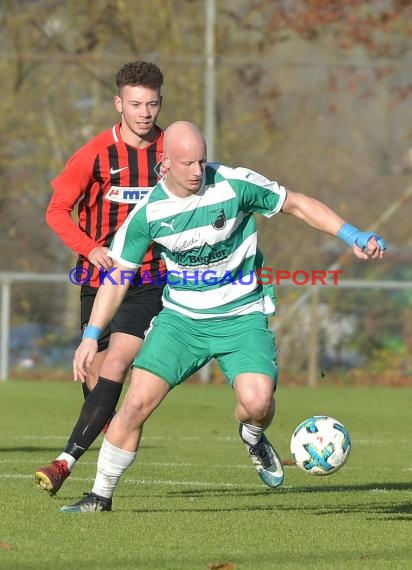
109,162,287,319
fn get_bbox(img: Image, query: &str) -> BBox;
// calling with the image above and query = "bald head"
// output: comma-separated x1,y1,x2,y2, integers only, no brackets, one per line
161,121,208,197
164,121,206,156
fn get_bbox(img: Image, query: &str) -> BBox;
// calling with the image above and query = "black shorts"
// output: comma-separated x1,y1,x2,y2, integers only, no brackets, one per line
80,283,164,352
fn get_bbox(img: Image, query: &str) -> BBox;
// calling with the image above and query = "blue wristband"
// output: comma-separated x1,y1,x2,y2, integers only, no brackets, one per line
337,223,362,247
337,223,387,251
82,324,101,341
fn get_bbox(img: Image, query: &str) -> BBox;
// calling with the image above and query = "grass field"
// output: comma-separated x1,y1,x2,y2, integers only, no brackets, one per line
0,381,411,569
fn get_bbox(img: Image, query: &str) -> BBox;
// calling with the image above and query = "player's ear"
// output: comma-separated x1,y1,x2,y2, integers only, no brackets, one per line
113,95,122,113
161,152,170,170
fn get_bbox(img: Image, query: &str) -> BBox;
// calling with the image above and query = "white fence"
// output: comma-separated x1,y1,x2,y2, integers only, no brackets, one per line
1,271,411,383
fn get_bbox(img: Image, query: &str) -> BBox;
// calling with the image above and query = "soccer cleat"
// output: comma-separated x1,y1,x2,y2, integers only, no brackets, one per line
240,426,284,489
34,459,70,496
60,492,112,513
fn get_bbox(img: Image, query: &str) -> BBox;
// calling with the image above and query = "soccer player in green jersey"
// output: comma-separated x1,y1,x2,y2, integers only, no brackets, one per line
60,121,387,512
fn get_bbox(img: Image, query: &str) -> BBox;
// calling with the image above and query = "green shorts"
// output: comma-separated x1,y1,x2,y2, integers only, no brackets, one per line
133,309,278,388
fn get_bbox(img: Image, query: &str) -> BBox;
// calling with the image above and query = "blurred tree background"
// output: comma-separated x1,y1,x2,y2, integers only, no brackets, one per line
0,0,411,382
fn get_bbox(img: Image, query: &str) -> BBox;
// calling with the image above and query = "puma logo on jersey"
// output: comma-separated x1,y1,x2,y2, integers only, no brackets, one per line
110,166,128,175
160,220,175,232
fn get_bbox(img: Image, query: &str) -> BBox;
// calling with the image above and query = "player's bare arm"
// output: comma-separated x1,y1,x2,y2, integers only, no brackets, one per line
73,263,135,382
281,190,386,260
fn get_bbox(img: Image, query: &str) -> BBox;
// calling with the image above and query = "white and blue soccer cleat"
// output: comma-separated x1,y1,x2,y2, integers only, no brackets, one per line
240,426,284,489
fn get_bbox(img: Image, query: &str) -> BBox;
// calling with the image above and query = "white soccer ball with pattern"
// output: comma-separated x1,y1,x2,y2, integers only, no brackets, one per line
290,415,351,476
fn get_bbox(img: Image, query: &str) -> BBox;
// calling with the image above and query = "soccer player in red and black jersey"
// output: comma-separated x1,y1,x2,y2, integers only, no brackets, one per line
35,60,166,495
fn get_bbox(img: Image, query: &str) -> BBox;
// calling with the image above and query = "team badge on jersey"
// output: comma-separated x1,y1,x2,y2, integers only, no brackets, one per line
210,208,226,230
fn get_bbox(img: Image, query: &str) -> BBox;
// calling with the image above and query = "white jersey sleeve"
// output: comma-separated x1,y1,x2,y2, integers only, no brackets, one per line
210,163,287,218
108,204,151,268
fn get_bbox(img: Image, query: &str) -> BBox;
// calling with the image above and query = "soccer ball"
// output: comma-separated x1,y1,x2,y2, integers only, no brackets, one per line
290,415,351,476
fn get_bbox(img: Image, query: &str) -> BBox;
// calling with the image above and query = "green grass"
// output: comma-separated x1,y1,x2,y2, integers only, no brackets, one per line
0,381,411,569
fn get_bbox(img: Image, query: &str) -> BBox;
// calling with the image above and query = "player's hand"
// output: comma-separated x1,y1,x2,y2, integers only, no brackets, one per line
73,339,98,382
338,224,387,260
352,235,387,260
88,246,114,272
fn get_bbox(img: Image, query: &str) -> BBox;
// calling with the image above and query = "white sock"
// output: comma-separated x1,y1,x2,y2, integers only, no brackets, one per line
56,452,76,471
240,423,264,446
92,438,137,499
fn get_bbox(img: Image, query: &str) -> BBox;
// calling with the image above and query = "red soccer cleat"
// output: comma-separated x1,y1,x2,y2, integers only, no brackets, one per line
34,459,70,496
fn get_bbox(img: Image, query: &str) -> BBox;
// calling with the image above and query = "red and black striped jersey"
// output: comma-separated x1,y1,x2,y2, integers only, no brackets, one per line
46,123,165,287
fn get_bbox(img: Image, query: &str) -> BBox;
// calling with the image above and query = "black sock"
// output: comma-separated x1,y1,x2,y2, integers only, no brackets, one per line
82,382,91,400
64,377,123,460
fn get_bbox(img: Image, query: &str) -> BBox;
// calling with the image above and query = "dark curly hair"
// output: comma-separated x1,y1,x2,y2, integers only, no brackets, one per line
115,60,163,92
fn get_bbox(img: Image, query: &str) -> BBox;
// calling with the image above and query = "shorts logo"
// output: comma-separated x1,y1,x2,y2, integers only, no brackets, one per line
105,186,153,203
210,208,226,230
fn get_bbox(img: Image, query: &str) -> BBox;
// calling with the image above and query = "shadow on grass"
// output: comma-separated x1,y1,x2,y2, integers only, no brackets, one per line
124,482,412,521
167,481,412,496
310,501,412,520
0,443,156,453
0,446,67,453
127,500,412,521
58,482,412,521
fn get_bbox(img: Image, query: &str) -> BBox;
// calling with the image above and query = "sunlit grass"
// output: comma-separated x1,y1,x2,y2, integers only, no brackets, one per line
0,381,411,569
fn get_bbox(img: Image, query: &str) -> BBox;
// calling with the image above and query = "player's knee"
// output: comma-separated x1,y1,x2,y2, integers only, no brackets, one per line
121,393,152,426
243,390,275,421
86,370,99,390
100,354,131,382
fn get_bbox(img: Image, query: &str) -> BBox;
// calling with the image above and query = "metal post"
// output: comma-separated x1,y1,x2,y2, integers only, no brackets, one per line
1,280,11,381
200,0,216,383
204,0,216,161
307,286,319,388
